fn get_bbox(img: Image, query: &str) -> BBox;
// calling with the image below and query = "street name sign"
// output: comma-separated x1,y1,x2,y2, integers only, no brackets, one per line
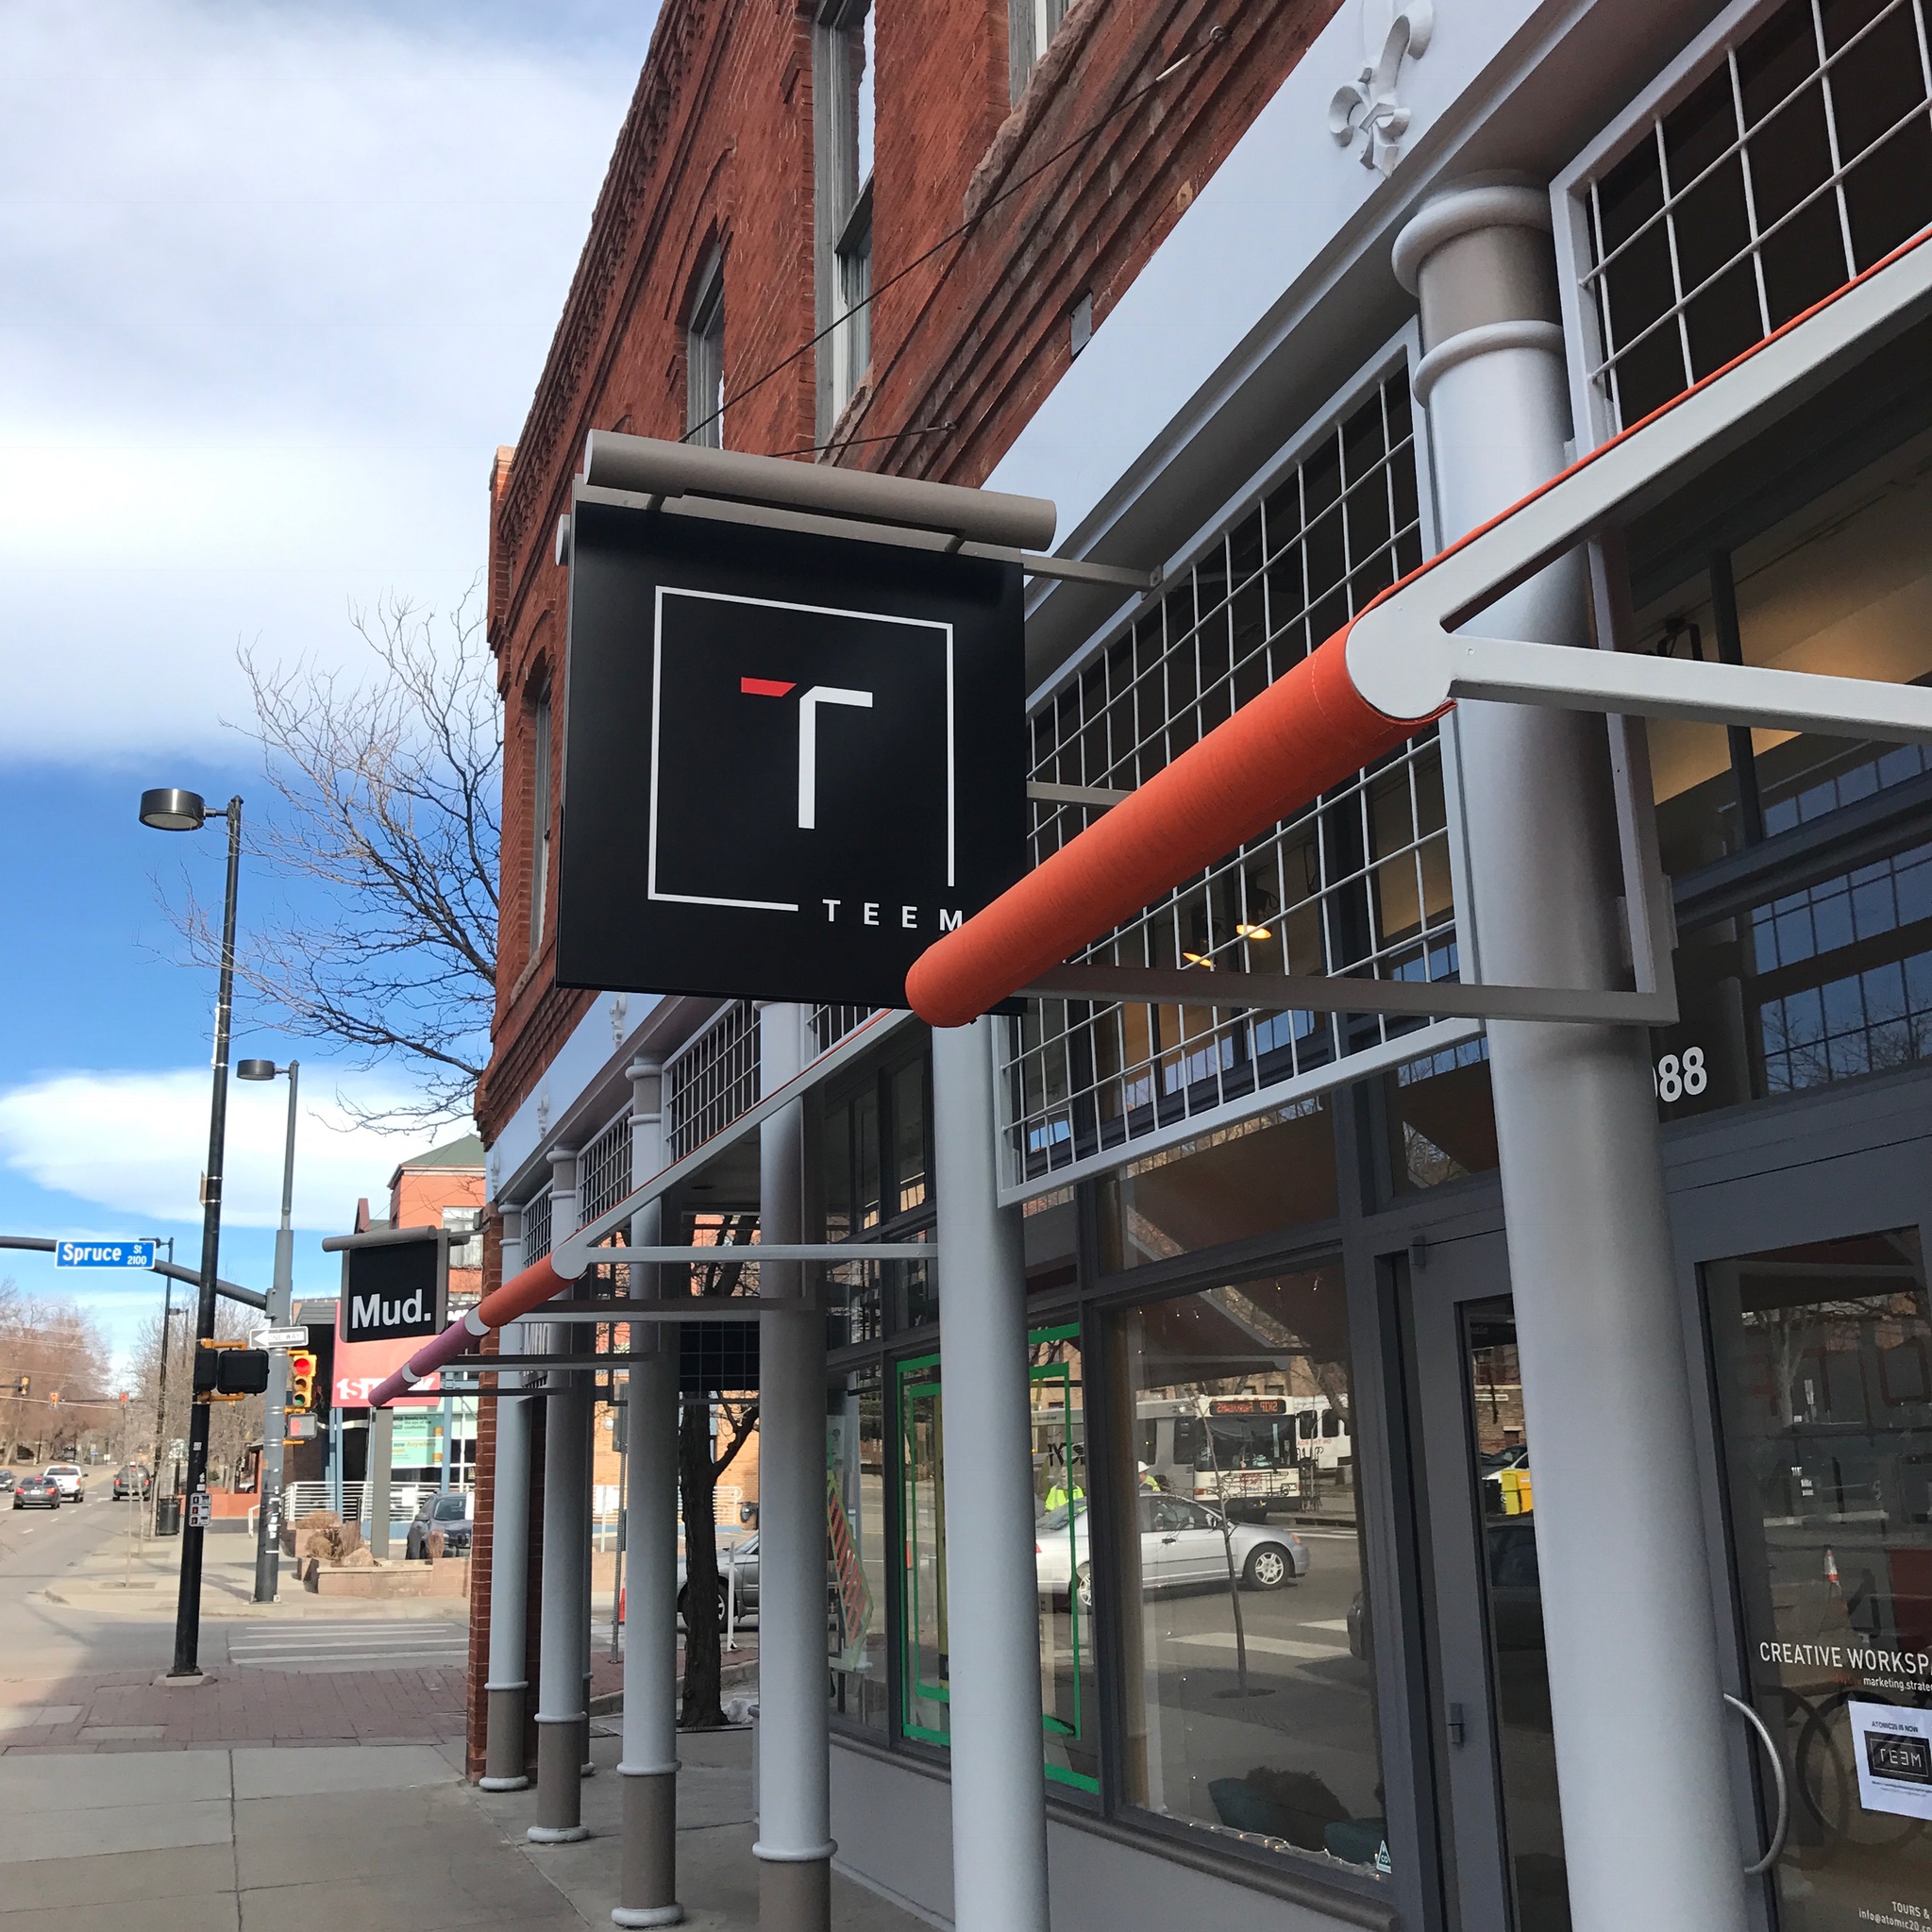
255,1326,310,1350
556,499,1026,1010
55,1240,156,1269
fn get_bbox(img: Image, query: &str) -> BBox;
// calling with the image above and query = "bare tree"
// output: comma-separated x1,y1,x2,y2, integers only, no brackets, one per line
129,1298,263,1493
0,1284,114,1466
171,587,499,1128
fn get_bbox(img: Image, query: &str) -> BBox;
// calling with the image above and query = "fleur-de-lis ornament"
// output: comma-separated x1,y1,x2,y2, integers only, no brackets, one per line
1329,0,1434,177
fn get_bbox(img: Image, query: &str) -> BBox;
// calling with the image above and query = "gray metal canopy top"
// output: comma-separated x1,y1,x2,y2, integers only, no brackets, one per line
580,429,1058,551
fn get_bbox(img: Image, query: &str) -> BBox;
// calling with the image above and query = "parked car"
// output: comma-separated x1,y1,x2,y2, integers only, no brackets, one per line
12,1475,59,1510
405,1491,473,1559
0,1472,15,1496
677,1535,760,1626
1037,1493,1308,1610
43,1464,84,1503
111,1466,152,1501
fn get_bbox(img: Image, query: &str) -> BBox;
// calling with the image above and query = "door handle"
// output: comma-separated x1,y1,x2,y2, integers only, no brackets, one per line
1724,1693,1789,1877
1161,1535,1179,1544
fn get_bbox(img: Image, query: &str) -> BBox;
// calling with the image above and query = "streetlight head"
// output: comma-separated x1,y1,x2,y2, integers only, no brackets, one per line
139,787,207,832
236,1060,277,1082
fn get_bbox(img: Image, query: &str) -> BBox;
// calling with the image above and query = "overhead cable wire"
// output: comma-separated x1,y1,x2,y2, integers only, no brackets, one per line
685,25,1227,448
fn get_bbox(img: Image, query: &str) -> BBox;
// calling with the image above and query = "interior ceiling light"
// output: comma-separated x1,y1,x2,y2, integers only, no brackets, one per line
1181,952,1215,968
1235,923,1272,941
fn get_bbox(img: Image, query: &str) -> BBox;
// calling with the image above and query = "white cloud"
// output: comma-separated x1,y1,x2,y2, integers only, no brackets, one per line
0,0,642,761
0,1066,446,1231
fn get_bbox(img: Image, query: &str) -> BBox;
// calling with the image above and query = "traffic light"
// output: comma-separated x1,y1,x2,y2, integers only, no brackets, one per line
287,1352,317,1416
193,1342,270,1401
7,1376,25,1398
47,1390,59,1407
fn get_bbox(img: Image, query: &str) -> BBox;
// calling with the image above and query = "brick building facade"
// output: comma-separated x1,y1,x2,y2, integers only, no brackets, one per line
455,0,1932,1924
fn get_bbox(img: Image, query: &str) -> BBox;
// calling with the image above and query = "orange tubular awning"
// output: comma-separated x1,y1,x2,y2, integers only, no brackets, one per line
904,627,1430,1029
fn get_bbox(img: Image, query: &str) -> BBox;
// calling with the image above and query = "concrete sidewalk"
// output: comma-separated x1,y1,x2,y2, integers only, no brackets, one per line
0,1732,930,1931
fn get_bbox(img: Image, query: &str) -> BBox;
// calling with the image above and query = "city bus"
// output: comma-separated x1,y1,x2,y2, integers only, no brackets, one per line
1135,1395,1304,1519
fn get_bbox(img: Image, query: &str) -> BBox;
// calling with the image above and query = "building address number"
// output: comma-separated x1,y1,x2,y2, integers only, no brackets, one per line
1654,1047,1708,1104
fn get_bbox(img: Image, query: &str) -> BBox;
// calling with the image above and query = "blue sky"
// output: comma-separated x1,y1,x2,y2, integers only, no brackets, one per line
0,0,654,1372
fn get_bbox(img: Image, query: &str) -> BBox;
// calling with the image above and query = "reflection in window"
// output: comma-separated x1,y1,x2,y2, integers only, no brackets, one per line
1465,1303,1568,1931
899,1353,948,1743
1385,1037,1497,1194
1025,1186,1078,1295
1581,0,1932,430
1096,1101,1337,1273
828,1367,887,1730
1031,1328,1098,1790
1645,436,1932,884
1709,1228,1932,1931
1103,1269,1386,1875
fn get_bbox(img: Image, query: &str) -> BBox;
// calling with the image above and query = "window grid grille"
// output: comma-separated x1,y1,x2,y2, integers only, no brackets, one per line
1581,0,1932,432
811,1004,881,1055
667,1001,762,1161
522,1189,553,1265
1008,370,1458,1182
578,1109,633,1231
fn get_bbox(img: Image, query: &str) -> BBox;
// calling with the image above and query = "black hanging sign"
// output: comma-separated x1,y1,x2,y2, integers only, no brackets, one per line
555,498,1027,1009
329,1229,447,1345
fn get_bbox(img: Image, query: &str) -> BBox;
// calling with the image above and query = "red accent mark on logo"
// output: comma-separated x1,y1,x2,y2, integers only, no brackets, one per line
741,678,797,697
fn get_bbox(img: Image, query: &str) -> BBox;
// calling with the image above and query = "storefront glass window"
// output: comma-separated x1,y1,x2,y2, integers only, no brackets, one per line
828,1366,887,1731
1385,1037,1499,1195
1636,434,1932,1118
1708,1227,1932,1930
1024,1186,1078,1296
1104,1267,1387,1875
1096,1100,1337,1274
1032,1327,1098,1791
893,1059,927,1216
1584,0,1932,430
890,1330,1100,1789
898,1354,949,1743
1464,1302,1568,1931
1642,441,1932,887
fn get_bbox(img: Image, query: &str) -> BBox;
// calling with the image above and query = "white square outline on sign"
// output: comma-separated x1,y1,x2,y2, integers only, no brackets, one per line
646,584,956,912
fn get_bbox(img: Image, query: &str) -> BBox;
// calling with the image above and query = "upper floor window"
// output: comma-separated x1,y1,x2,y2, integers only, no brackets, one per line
686,248,726,448
1569,0,1932,436
443,1207,483,1272
1009,0,1070,101
815,0,874,430
529,674,552,957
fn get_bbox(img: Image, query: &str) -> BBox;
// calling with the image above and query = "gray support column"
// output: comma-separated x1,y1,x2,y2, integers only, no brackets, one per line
932,1019,1050,1932
482,1207,533,1790
531,1147,593,1844
1395,183,1749,1932
616,1056,683,1928
753,1005,832,1932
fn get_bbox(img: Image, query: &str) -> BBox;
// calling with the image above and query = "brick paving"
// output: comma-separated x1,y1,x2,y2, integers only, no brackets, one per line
0,1662,466,1752
0,1641,754,1753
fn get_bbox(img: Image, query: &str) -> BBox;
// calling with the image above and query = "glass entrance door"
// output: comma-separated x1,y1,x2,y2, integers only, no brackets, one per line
1405,1240,1571,1932
1707,1226,1932,1929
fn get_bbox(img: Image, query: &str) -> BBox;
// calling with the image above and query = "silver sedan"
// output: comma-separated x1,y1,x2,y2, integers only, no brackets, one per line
1036,1493,1309,1610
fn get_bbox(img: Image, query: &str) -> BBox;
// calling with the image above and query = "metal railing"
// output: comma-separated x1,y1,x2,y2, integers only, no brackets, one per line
666,1001,761,1160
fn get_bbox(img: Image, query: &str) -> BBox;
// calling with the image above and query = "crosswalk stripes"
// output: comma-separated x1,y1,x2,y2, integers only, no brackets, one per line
223,1619,469,1672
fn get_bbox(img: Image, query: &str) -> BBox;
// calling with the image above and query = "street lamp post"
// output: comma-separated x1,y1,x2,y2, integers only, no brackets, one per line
237,1058,298,1604
139,786,242,1680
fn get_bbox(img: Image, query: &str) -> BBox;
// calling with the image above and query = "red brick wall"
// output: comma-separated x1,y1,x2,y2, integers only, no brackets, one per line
480,0,1339,1142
